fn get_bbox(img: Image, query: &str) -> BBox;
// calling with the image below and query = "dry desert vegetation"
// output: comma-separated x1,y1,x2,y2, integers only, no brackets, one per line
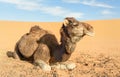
0,19,120,77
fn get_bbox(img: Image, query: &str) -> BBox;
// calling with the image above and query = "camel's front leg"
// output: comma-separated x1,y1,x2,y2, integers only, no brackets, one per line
33,44,51,71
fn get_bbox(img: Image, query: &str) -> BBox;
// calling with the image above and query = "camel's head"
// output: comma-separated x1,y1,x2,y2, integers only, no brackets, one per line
63,17,94,37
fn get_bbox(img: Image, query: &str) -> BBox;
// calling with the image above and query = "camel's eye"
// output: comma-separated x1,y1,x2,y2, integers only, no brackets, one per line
68,22,73,26
70,22,73,25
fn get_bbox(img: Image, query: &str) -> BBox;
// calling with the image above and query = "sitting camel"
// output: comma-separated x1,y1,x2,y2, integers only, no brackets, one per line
7,17,94,71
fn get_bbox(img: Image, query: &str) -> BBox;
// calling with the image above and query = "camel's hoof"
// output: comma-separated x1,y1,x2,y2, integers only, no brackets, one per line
34,60,51,71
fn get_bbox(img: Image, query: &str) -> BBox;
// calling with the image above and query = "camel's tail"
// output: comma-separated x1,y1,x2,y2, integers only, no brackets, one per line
7,51,20,59
7,51,14,58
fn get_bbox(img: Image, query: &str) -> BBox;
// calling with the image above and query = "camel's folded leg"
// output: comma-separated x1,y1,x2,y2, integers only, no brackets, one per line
33,44,51,71
51,61,76,70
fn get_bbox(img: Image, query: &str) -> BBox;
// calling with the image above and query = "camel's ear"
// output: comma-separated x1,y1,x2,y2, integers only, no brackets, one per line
63,19,69,26
82,23,95,36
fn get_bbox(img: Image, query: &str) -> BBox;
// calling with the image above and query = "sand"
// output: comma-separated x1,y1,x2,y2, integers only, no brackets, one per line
0,19,120,77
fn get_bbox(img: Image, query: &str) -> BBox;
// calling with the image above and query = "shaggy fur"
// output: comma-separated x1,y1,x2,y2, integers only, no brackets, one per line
7,17,94,70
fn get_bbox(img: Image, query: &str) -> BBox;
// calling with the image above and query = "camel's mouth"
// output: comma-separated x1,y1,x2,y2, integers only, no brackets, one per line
86,31,95,36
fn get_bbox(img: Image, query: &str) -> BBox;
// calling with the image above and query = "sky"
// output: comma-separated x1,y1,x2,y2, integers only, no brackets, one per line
0,0,119,22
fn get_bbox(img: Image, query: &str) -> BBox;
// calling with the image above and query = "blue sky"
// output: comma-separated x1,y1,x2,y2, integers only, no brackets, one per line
0,0,119,22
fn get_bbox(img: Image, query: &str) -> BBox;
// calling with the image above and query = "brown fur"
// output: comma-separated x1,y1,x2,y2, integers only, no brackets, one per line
17,26,48,58
7,17,94,66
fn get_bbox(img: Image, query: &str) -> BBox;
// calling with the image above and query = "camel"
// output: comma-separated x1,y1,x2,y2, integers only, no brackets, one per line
7,17,94,71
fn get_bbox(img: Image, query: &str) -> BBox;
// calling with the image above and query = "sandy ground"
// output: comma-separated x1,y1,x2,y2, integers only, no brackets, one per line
0,19,120,77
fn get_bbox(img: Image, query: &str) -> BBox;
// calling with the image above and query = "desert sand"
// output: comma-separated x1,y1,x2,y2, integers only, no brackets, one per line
0,19,120,77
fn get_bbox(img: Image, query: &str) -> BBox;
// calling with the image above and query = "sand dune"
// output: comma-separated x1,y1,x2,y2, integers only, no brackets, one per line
0,19,120,56
76,19,120,57
0,19,120,77
0,21,62,51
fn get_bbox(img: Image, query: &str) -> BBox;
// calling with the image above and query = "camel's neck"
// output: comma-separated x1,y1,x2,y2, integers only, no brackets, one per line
59,40,76,62
60,40,76,54
60,25,77,54
57,25,77,62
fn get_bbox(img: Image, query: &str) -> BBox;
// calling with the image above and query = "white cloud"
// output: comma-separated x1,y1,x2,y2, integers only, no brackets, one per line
62,0,80,3
101,10,114,15
65,12,83,18
62,0,114,8
0,0,83,18
0,0,38,6
0,0,40,10
40,6,83,18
